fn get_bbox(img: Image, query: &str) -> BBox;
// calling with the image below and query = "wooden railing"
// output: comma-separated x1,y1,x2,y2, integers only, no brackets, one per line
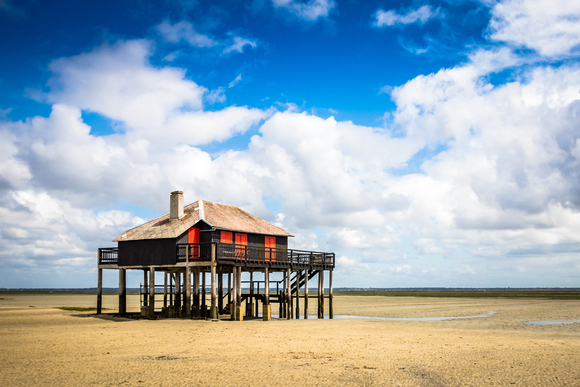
98,247,118,265
99,243,335,268
176,242,334,267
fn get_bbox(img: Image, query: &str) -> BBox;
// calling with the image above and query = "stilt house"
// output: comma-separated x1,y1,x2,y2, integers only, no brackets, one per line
97,191,335,320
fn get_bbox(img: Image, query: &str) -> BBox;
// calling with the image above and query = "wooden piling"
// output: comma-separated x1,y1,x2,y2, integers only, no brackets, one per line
329,269,333,319
201,271,206,317
143,269,148,308
185,266,191,317
236,266,243,321
210,243,217,319
231,266,237,320
263,268,270,321
193,269,199,317
304,269,308,319
163,272,168,310
318,270,324,319
149,266,155,318
295,270,300,319
286,268,291,320
118,268,126,315
175,272,181,317
218,271,223,314
97,268,102,315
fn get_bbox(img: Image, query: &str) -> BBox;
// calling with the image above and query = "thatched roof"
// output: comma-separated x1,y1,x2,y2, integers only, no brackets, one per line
113,200,292,242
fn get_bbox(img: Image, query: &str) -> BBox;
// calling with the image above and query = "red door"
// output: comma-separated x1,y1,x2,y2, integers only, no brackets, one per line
187,228,200,259
265,236,276,262
235,233,247,259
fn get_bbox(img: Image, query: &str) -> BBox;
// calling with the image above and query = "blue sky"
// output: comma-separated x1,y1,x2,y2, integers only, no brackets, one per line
1,0,580,289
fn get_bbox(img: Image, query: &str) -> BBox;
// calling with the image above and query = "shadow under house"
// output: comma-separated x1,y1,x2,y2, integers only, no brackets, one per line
97,191,336,321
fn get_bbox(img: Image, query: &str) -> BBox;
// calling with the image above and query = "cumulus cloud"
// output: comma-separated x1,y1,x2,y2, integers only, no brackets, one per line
272,0,335,21
374,5,439,27
488,0,580,57
44,39,267,147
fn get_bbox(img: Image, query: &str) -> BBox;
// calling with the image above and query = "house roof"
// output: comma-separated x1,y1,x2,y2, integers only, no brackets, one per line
113,200,293,242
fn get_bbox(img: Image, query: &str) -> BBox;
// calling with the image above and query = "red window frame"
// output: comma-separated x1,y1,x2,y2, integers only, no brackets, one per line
235,233,248,259
220,231,233,244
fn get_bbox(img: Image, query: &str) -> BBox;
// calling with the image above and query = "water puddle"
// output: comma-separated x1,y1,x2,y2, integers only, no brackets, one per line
524,319,580,326
271,311,496,321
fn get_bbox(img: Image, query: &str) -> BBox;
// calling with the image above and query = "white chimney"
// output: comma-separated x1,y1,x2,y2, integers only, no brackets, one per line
170,191,184,220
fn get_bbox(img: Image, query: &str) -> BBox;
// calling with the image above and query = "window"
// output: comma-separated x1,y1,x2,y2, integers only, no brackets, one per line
220,231,233,244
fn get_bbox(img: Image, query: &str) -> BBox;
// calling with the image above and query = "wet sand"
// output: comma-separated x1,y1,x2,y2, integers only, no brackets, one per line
1,293,580,386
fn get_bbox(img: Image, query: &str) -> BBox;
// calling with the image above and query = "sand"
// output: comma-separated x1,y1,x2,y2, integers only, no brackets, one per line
1,293,580,386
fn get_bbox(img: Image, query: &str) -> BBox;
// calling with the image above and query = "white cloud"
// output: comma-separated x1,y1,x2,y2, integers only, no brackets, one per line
157,20,218,48
489,0,580,57
272,0,335,21
374,5,439,27
223,36,257,54
229,74,243,88
44,39,267,147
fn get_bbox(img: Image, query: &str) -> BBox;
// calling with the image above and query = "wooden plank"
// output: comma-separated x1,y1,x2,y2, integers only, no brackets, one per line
329,270,333,319
149,266,155,318
304,269,308,319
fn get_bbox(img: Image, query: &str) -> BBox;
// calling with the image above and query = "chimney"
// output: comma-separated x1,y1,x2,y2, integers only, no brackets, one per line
170,191,184,221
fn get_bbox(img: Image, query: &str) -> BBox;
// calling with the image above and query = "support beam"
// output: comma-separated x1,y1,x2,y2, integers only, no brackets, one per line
236,266,243,321
97,268,103,315
185,266,191,317
285,268,292,320
318,270,324,319
227,270,232,306
175,272,181,317
193,269,199,317
329,270,334,319
218,271,223,314
118,268,126,315
295,270,300,319
201,271,206,317
210,243,217,319
149,266,155,318
231,266,237,320
304,269,309,319
263,268,270,321
163,272,168,310
143,269,148,308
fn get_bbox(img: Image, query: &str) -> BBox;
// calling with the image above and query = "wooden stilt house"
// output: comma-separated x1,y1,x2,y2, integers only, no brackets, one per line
97,191,335,320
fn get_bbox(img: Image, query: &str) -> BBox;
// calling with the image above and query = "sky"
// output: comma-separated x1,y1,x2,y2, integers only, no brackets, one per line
1,0,580,289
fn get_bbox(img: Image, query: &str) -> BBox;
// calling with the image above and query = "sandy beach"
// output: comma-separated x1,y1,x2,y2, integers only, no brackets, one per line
1,293,579,386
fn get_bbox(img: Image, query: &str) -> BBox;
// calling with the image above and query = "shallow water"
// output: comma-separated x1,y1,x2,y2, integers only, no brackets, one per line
524,319,580,326
271,311,496,321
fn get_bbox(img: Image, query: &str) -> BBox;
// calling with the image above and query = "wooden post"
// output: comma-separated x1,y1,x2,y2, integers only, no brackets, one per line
193,269,199,317
163,272,168,310
318,270,324,319
286,268,291,320
304,269,309,319
263,268,270,321
175,272,181,317
201,271,206,317
185,266,191,317
295,270,300,319
231,266,237,320
210,244,217,319
218,271,223,314
281,271,286,318
97,268,102,314
118,268,126,315
228,270,232,306
236,266,243,321
143,269,148,308
248,271,254,318
329,269,333,319
149,266,155,318
170,273,174,308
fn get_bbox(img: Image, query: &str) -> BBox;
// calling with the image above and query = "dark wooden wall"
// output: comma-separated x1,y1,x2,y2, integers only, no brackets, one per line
118,238,177,266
